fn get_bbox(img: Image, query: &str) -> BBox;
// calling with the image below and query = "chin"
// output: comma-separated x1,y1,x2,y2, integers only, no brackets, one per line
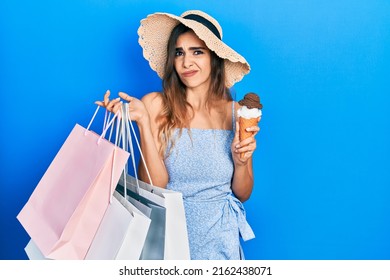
182,80,209,90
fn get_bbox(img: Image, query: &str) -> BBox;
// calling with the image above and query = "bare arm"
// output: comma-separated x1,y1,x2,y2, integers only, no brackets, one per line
133,92,169,188
231,161,254,202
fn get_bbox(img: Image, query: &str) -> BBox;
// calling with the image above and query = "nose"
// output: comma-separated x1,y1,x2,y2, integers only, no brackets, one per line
182,54,193,68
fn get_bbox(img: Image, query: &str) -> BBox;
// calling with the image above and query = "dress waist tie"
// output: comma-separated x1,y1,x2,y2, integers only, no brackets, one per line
224,196,255,241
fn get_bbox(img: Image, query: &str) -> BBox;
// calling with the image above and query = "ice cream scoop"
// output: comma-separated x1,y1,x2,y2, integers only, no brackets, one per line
238,92,262,110
237,105,262,119
237,93,263,158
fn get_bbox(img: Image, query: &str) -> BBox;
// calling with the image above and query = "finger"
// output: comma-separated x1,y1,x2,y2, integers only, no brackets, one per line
106,97,121,111
119,92,134,103
112,101,123,114
245,126,260,133
252,127,260,137
236,141,256,155
232,121,240,149
106,98,119,109
234,121,240,142
239,136,256,148
103,90,111,106
238,145,256,160
244,150,254,159
246,126,260,138
95,101,104,107
236,144,254,155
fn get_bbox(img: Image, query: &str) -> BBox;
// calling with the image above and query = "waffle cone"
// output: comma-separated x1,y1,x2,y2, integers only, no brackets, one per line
239,117,259,158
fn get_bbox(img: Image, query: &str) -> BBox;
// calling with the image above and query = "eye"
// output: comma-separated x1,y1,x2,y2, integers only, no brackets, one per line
194,50,204,55
175,50,184,56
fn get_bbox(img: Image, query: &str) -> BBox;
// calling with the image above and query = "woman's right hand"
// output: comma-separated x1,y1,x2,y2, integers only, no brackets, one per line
95,90,150,127
118,91,150,126
95,90,122,113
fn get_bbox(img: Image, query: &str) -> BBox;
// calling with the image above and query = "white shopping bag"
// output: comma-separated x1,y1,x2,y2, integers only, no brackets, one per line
25,239,48,260
118,183,166,260
119,174,190,260
85,191,151,260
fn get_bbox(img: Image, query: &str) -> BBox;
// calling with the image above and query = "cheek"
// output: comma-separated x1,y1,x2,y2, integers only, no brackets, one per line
203,56,212,70
173,59,179,70
202,60,212,75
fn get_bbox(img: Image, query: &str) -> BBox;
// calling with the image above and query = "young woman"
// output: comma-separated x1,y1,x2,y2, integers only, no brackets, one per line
96,10,261,259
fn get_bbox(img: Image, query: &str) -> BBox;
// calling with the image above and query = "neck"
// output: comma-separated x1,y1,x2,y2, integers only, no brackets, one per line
186,87,209,110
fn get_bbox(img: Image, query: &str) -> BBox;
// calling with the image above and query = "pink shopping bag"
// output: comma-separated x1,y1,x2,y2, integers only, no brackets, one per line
17,111,129,260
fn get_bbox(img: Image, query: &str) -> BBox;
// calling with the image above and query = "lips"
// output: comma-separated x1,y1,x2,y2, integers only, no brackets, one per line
181,70,198,78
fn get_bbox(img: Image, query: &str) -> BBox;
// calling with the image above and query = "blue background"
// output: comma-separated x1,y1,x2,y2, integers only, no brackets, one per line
1,0,389,260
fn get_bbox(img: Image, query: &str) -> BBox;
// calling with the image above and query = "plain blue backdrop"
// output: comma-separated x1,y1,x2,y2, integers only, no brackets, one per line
1,0,389,260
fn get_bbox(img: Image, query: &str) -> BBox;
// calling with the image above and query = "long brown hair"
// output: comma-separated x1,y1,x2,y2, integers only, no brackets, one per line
157,23,232,157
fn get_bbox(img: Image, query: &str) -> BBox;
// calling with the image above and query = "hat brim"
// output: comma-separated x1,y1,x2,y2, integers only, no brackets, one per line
138,12,250,88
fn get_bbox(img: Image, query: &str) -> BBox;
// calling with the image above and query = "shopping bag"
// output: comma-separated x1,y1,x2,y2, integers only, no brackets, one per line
25,190,152,260
17,108,129,260
85,107,158,260
117,183,166,259
84,191,151,259
119,174,190,259
24,239,48,260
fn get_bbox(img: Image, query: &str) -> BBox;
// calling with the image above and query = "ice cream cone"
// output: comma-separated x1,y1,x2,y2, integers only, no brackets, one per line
237,92,262,159
239,117,259,158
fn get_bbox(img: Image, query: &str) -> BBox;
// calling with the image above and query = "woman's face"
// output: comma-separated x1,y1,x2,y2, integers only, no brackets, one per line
174,31,212,90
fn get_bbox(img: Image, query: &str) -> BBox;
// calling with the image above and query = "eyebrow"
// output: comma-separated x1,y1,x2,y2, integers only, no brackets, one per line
175,46,208,51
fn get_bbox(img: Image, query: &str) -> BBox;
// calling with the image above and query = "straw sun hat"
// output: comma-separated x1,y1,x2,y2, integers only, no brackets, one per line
137,10,250,88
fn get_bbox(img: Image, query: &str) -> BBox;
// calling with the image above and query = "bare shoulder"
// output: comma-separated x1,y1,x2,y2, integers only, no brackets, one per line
141,92,165,128
141,92,164,116
141,91,164,111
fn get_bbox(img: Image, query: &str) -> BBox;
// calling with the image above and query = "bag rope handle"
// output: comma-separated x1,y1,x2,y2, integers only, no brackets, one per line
85,105,123,203
124,103,154,187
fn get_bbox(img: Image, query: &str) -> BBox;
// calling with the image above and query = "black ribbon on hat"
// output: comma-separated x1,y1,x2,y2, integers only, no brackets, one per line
183,14,221,40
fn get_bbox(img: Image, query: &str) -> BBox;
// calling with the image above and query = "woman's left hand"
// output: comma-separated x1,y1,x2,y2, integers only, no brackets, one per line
231,120,260,165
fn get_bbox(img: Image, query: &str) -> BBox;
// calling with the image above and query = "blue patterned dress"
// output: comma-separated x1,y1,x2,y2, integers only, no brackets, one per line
164,102,255,260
